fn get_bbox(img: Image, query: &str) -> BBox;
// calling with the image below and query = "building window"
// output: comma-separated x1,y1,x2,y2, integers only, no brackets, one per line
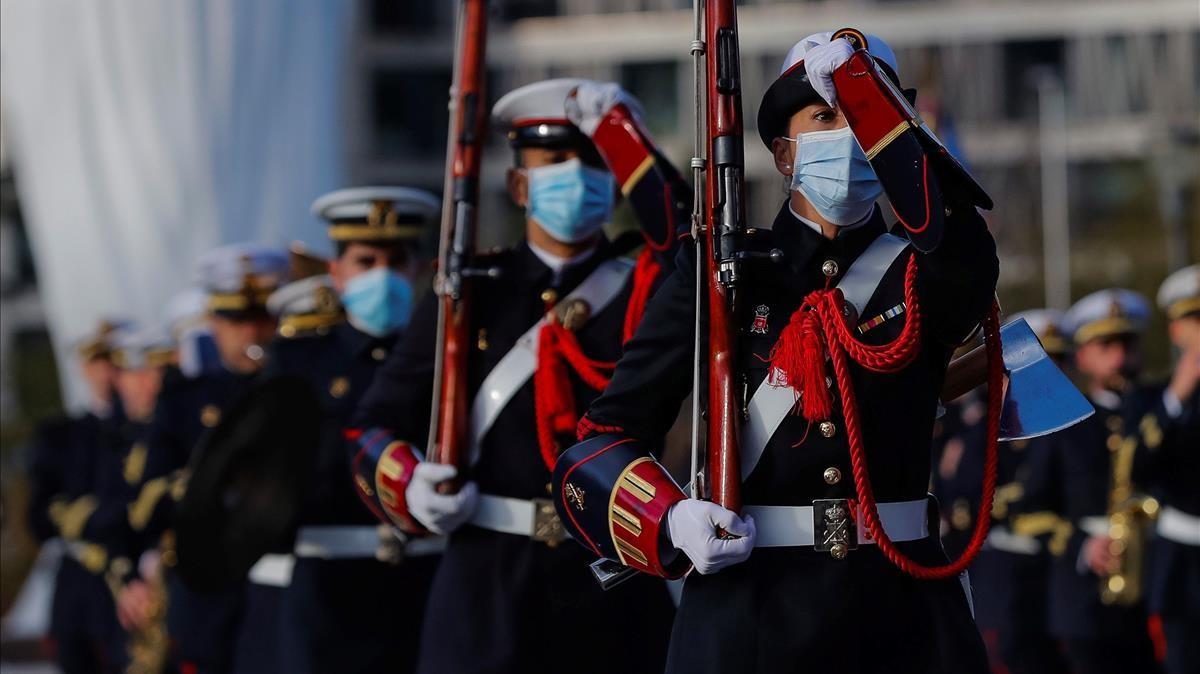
1003,39,1065,120
370,0,441,34
619,61,679,139
501,0,559,21
370,68,452,159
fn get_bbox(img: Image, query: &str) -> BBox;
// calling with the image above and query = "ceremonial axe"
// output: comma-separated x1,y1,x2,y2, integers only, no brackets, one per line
942,317,1093,441
590,319,1091,590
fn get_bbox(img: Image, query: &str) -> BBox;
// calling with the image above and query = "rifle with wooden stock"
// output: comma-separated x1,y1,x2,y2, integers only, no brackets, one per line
695,0,749,516
428,0,493,487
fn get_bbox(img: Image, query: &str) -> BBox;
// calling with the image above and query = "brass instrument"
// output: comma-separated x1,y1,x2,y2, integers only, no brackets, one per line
1099,435,1159,606
124,568,169,674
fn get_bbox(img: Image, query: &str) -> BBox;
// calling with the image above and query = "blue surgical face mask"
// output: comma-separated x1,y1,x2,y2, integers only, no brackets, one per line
786,126,883,227
525,158,615,244
341,268,414,337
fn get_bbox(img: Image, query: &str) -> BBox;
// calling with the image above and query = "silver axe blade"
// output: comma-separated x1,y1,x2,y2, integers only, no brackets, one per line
942,318,1094,441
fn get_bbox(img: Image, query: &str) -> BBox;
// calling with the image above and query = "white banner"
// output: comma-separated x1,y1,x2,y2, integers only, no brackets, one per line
0,0,353,409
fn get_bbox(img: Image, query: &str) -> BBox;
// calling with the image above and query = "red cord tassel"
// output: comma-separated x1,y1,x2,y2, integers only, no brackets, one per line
534,319,617,470
534,248,661,470
767,252,1001,580
548,321,614,390
845,298,1002,579
769,306,832,422
534,323,578,470
622,248,662,344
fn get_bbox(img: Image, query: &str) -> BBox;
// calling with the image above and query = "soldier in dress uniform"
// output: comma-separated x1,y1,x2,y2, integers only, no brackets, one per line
123,243,287,674
958,310,1070,674
162,286,222,379
114,287,216,638
256,188,443,674
91,325,176,668
27,319,131,674
931,382,988,561
552,32,997,674
1131,265,1200,674
350,79,687,673
1013,289,1162,674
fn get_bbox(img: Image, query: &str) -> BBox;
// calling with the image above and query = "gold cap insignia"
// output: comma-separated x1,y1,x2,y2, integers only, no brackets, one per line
1108,298,1125,318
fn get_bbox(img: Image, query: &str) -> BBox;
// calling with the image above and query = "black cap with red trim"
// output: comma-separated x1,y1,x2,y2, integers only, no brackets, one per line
757,31,902,148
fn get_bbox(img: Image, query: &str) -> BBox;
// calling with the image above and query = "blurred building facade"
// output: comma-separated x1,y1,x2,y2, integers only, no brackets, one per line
1,0,1196,420
350,0,1199,328
0,121,51,423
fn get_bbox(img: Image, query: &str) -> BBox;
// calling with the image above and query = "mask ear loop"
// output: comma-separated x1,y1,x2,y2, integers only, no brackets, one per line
779,136,802,194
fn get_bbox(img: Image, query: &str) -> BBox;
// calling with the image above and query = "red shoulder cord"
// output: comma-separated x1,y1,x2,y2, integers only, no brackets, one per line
533,248,663,469
770,253,1001,579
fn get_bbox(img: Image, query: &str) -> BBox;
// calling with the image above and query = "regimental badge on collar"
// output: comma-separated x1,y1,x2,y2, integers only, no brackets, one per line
750,304,770,334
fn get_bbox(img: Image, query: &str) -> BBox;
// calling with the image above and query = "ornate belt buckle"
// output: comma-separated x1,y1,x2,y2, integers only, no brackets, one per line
813,498,858,559
530,498,567,547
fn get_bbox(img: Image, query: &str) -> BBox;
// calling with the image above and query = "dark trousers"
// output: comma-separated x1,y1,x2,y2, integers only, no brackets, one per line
996,629,1068,674
232,582,283,674
417,527,674,674
51,559,126,674
278,556,438,674
1064,636,1162,674
166,573,243,674
1163,618,1200,674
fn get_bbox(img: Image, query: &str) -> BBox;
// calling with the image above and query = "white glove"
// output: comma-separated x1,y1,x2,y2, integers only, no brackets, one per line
803,38,856,108
137,550,161,583
405,462,479,535
666,499,756,575
564,81,645,137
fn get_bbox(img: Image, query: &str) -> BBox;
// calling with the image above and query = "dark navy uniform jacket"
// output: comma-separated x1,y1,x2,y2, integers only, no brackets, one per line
28,413,107,543
27,411,135,674
930,395,988,560
263,321,436,674
1132,383,1200,621
580,202,998,674
1014,389,1159,641
938,404,1068,674
354,238,678,674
